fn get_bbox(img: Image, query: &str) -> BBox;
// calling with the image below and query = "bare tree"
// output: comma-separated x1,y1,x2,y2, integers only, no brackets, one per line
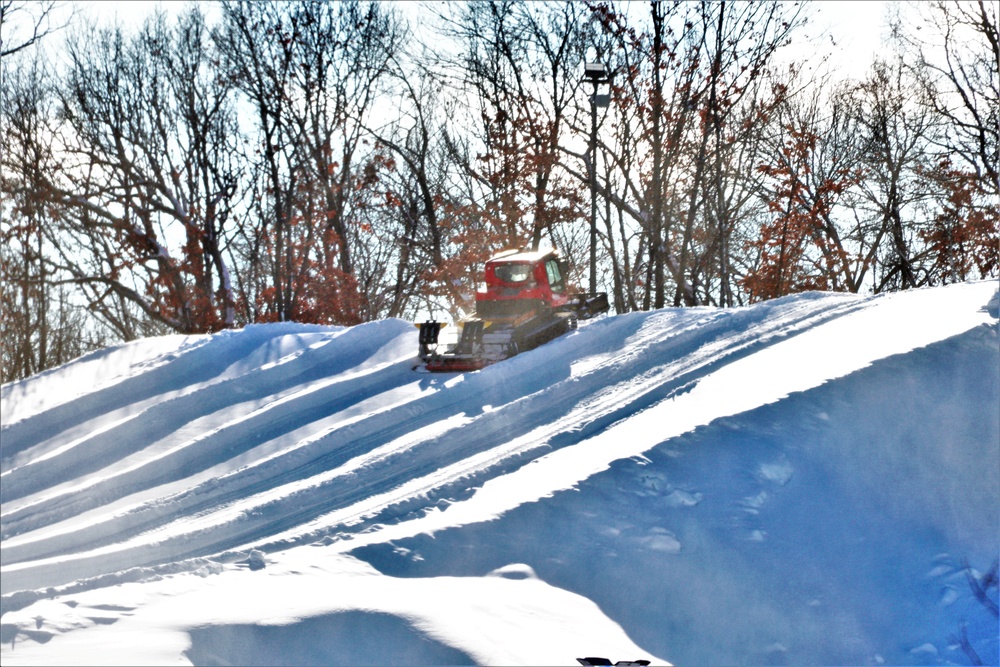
215,0,306,323
49,7,239,335
365,40,460,318
0,51,102,382
587,1,806,309
216,0,402,325
747,82,865,299
852,58,939,291
436,1,589,251
0,0,64,59
903,1,999,196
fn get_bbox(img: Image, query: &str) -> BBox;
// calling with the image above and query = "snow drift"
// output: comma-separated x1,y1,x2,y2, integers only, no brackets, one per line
1,281,997,665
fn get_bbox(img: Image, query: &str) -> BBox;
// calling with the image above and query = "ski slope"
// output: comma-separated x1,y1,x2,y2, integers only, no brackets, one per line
2,281,998,666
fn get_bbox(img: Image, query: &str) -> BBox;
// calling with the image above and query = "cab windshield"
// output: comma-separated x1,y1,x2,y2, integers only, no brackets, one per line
493,263,533,284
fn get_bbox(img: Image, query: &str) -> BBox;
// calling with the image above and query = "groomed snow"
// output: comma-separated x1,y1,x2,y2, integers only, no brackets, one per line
2,281,997,665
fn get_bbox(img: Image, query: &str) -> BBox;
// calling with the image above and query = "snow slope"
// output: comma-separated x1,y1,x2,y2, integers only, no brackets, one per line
1,281,997,666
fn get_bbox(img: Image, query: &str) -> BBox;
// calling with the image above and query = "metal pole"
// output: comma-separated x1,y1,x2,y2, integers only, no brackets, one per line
589,84,597,297
584,60,608,299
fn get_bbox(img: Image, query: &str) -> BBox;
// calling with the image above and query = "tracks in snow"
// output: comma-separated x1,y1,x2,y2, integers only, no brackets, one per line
1,295,867,596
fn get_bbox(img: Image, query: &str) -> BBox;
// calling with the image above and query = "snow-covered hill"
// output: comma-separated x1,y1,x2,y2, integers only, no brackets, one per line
2,281,997,666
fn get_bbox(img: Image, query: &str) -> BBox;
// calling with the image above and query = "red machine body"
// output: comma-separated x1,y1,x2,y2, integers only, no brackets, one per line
418,248,608,372
474,249,571,319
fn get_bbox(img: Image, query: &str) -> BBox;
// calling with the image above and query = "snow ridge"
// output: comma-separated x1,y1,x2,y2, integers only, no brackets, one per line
1,282,997,666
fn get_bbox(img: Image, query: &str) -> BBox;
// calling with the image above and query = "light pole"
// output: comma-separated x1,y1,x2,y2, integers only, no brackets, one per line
583,61,609,297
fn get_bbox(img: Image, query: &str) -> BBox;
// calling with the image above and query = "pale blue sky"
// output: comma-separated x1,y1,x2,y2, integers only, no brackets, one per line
73,0,899,83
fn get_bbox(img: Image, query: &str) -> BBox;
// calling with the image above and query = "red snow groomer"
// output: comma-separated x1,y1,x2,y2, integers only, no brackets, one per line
418,248,609,372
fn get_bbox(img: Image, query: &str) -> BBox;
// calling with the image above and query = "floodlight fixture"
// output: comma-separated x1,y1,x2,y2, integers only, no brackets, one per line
583,61,609,83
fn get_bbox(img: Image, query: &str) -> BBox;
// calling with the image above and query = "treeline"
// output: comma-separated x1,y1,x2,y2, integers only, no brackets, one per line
1,0,997,383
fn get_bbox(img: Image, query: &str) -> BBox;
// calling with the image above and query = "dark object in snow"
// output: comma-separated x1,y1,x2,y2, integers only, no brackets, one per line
952,559,999,665
986,289,999,318
577,658,650,666
244,550,266,571
418,248,608,372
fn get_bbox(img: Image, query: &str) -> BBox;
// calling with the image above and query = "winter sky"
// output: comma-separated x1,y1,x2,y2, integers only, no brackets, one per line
69,0,898,83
